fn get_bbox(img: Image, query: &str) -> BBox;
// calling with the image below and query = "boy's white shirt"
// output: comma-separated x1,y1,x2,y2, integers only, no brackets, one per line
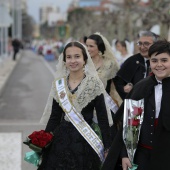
154,77,162,118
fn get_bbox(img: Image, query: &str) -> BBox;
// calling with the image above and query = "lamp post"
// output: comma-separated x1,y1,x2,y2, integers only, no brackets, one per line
0,1,12,60
11,0,22,39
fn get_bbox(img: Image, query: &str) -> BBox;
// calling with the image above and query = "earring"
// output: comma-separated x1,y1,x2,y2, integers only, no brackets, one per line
66,67,70,76
83,64,87,74
64,63,70,76
98,51,102,57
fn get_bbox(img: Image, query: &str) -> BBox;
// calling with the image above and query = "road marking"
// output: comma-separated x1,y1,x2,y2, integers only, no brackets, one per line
0,133,22,170
40,57,56,77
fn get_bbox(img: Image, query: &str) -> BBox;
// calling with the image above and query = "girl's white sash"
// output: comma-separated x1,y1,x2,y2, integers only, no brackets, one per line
55,78,105,162
105,92,118,114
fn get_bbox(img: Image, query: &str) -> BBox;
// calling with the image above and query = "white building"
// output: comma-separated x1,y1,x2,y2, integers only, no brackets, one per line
48,12,67,27
39,5,59,24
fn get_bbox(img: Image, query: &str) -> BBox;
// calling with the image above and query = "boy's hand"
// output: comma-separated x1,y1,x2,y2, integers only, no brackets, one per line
122,157,132,170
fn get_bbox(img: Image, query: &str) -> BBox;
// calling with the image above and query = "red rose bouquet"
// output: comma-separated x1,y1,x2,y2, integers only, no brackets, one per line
23,130,53,166
24,130,53,152
123,99,144,170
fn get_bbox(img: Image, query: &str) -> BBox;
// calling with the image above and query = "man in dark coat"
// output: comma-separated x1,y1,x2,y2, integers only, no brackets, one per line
12,38,21,60
102,40,170,170
113,31,158,100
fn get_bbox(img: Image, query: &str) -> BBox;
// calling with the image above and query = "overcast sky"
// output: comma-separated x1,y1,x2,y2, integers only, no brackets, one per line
27,0,72,23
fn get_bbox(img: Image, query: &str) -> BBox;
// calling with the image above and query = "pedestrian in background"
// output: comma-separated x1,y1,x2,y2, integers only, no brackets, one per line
115,40,133,66
113,31,158,100
85,32,122,107
12,38,21,61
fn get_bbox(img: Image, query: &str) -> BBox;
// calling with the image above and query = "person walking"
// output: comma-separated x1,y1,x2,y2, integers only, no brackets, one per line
113,31,158,100
115,40,133,66
85,32,122,108
86,33,123,145
38,41,112,170
12,38,21,61
102,39,170,170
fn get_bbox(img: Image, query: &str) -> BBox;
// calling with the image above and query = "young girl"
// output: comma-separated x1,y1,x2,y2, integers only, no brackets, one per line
38,41,112,170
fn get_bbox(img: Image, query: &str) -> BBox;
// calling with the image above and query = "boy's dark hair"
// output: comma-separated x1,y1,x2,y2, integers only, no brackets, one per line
148,40,170,57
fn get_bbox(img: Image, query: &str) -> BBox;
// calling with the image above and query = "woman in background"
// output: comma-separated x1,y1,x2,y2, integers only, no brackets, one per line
115,40,133,66
85,32,122,108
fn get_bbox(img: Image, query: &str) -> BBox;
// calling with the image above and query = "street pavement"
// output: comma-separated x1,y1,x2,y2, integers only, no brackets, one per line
0,52,24,170
0,50,58,170
0,54,19,97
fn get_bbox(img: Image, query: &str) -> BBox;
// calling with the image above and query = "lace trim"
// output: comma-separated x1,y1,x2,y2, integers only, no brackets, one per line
98,57,119,88
72,75,103,113
97,58,123,108
40,75,104,124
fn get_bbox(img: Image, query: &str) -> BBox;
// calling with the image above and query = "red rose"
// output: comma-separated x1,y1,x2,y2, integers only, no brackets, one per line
128,119,140,126
26,130,53,148
36,134,42,139
31,138,39,146
28,131,38,139
133,107,143,116
46,133,53,141
39,130,45,135
41,133,48,140
39,140,48,147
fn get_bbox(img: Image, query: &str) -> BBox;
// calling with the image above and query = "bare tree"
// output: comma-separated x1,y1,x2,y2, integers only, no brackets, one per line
22,13,35,40
49,0,170,43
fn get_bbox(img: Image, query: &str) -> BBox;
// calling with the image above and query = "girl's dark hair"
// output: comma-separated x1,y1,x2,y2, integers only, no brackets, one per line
83,36,88,43
148,39,170,57
86,34,106,54
63,41,88,63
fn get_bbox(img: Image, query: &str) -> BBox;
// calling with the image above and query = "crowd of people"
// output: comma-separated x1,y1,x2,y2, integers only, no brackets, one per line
24,30,170,170
30,39,65,60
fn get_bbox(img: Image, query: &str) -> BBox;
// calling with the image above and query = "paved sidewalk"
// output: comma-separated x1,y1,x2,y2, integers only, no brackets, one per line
0,53,23,170
0,50,46,170
0,123,45,170
0,52,21,96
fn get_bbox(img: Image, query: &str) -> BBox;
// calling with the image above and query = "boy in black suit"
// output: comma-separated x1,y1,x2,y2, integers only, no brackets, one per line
102,40,170,170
